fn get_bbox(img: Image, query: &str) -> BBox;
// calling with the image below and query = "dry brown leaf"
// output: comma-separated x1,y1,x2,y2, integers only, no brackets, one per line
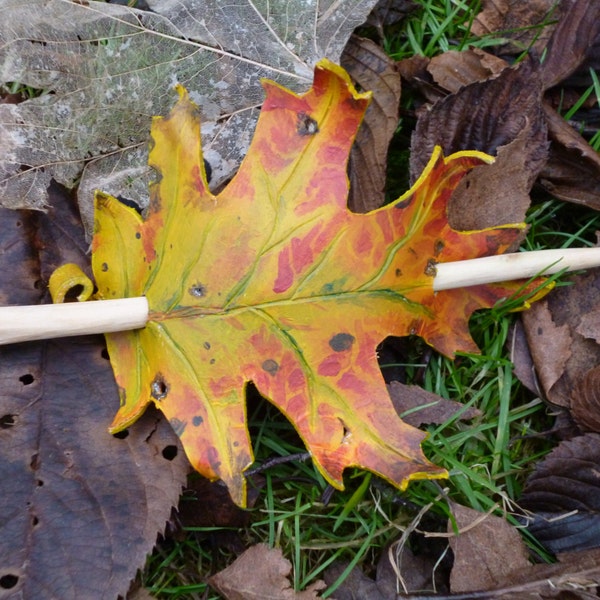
471,0,557,55
537,0,600,90
448,503,530,593
572,367,600,432
426,48,507,93
342,35,402,212
208,544,325,599
523,302,573,406
522,272,600,409
388,381,480,427
539,102,600,210
409,60,547,234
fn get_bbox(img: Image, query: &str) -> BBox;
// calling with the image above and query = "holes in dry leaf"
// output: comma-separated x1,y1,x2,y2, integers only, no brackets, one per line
0,414,16,429
32,515,39,527
339,419,352,444
0,574,19,590
30,453,40,471
162,445,178,461
192,416,203,426
113,429,129,440
19,373,34,385
329,333,355,352
150,375,169,400
297,112,319,136
36,479,44,487
189,283,207,298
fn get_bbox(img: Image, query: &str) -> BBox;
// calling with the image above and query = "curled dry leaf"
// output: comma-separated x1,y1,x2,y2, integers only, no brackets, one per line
342,35,402,213
572,366,600,432
520,434,600,554
521,271,600,410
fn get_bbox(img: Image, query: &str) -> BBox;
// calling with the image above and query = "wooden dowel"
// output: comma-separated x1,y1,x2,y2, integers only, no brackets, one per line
433,247,600,291
1,248,599,345
0,297,148,345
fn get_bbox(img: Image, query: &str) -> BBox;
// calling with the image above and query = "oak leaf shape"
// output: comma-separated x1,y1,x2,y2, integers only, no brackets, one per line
91,59,535,506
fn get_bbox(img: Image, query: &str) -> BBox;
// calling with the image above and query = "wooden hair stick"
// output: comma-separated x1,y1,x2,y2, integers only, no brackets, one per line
1,247,599,346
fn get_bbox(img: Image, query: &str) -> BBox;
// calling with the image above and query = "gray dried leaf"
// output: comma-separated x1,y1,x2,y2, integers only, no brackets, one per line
0,0,378,231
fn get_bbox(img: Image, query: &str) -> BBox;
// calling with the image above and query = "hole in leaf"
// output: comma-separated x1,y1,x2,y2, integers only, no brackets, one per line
32,515,39,527
0,574,19,589
19,373,34,385
151,375,169,400
189,283,207,298
30,453,40,471
162,445,178,461
0,414,16,429
36,479,44,487
113,429,129,440
297,112,319,136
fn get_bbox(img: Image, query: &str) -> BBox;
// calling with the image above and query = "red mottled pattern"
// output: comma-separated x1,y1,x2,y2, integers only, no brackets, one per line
92,61,547,506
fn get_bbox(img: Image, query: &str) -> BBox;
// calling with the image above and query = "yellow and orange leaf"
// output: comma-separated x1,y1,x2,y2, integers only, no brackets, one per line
91,59,536,506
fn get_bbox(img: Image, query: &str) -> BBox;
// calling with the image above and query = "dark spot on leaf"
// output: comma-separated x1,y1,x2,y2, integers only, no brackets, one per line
262,359,279,376
112,429,129,440
101,262,108,272
192,416,203,426
210,358,216,365
135,232,141,239
537,327,543,335
233,441,239,447
434,240,444,256
203,341,211,350
329,333,355,352
297,112,319,136
0,574,19,590
30,453,40,471
189,283,206,297
395,268,402,277
151,374,169,400
0,414,16,429
425,260,437,277
170,418,186,437
19,373,34,385
162,445,178,460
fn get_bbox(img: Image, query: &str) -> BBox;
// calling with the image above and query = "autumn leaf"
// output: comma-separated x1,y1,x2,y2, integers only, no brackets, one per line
90,59,537,506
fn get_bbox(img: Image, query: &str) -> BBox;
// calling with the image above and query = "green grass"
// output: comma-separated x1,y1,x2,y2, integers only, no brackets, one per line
142,2,600,597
